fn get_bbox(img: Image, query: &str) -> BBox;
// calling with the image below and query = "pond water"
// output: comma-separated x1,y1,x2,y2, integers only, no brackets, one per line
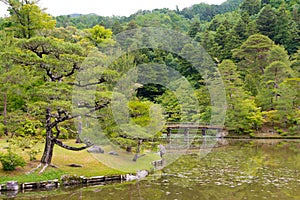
5,139,300,199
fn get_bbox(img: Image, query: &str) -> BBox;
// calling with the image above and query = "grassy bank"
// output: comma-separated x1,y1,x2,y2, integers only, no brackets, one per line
0,139,159,184
225,132,300,139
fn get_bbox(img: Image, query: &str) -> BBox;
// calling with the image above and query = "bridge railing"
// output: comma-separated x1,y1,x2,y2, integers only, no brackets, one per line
165,122,225,130
166,122,209,126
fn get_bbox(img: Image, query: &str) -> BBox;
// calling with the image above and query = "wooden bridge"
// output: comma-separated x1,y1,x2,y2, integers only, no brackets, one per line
165,122,226,138
161,122,227,149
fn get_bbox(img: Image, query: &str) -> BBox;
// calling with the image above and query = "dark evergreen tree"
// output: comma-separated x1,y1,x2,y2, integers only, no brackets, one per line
257,5,277,40
240,0,261,16
261,0,271,6
188,21,201,38
208,18,222,31
234,18,247,40
126,20,138,30
112,21,123,35
215,24,228,49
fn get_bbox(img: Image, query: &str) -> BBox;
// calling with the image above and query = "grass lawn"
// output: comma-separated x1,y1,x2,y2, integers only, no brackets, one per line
0,139,160,184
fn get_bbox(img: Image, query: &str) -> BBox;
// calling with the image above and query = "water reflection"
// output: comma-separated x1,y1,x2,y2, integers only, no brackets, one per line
5,139,300,200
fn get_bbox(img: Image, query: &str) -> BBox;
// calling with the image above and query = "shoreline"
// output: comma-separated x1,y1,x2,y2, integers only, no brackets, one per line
0,174,127,199
225,135,300,139
1,136,300,196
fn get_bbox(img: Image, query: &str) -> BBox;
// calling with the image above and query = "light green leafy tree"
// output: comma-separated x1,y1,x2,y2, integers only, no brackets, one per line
1,0,56,38
0,31,34,136
85,25,114,49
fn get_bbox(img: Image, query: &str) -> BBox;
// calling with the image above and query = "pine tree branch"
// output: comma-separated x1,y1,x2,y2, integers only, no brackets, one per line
68,77,106,87
53,139,93,151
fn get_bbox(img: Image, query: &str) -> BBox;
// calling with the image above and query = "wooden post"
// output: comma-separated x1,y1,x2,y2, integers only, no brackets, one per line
202,128,206,136
167,128,171,143
184,128,189,148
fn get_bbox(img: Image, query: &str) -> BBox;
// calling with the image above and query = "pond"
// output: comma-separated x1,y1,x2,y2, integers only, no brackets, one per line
4,139,300,199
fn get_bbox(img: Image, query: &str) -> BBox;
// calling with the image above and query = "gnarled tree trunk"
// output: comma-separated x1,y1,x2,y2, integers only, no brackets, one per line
40,108,55,165
35,108,93,173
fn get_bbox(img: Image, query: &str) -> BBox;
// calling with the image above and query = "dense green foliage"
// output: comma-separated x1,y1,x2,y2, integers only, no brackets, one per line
0,0,299,150
0,148,26,171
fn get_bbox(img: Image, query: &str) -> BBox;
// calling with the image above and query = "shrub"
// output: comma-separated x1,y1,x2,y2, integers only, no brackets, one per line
0,123,5,137
15,118,43,137
275,127,284,135
288,126,299,135
280,132,288,136
7,136,42,161
27,148,41,161
0,149,26,171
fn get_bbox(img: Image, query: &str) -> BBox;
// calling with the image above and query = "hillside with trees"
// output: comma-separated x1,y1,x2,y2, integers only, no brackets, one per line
0,0,299,171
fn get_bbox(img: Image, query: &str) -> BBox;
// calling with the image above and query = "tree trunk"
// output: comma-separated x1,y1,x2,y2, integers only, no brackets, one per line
3,91,8,136
126,146,132,152
40,108,55,165
133,140,142,162
76,116,82,143
37,108,93,173
40,134,55,165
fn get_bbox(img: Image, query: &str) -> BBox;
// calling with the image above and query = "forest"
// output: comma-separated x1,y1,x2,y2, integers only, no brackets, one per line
0,0,299,169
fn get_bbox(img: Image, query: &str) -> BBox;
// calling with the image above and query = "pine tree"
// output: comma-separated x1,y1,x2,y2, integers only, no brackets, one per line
200,30,219,59
188,21,201,38
234,18,247,40
246,20,258,36
112,21,123,35
291,49,300,76
233,34,274,95
257,5,277,40
257,45,293,111
273,3,299,54
240,0,261,16
219,60,262,133
233,34,274,75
